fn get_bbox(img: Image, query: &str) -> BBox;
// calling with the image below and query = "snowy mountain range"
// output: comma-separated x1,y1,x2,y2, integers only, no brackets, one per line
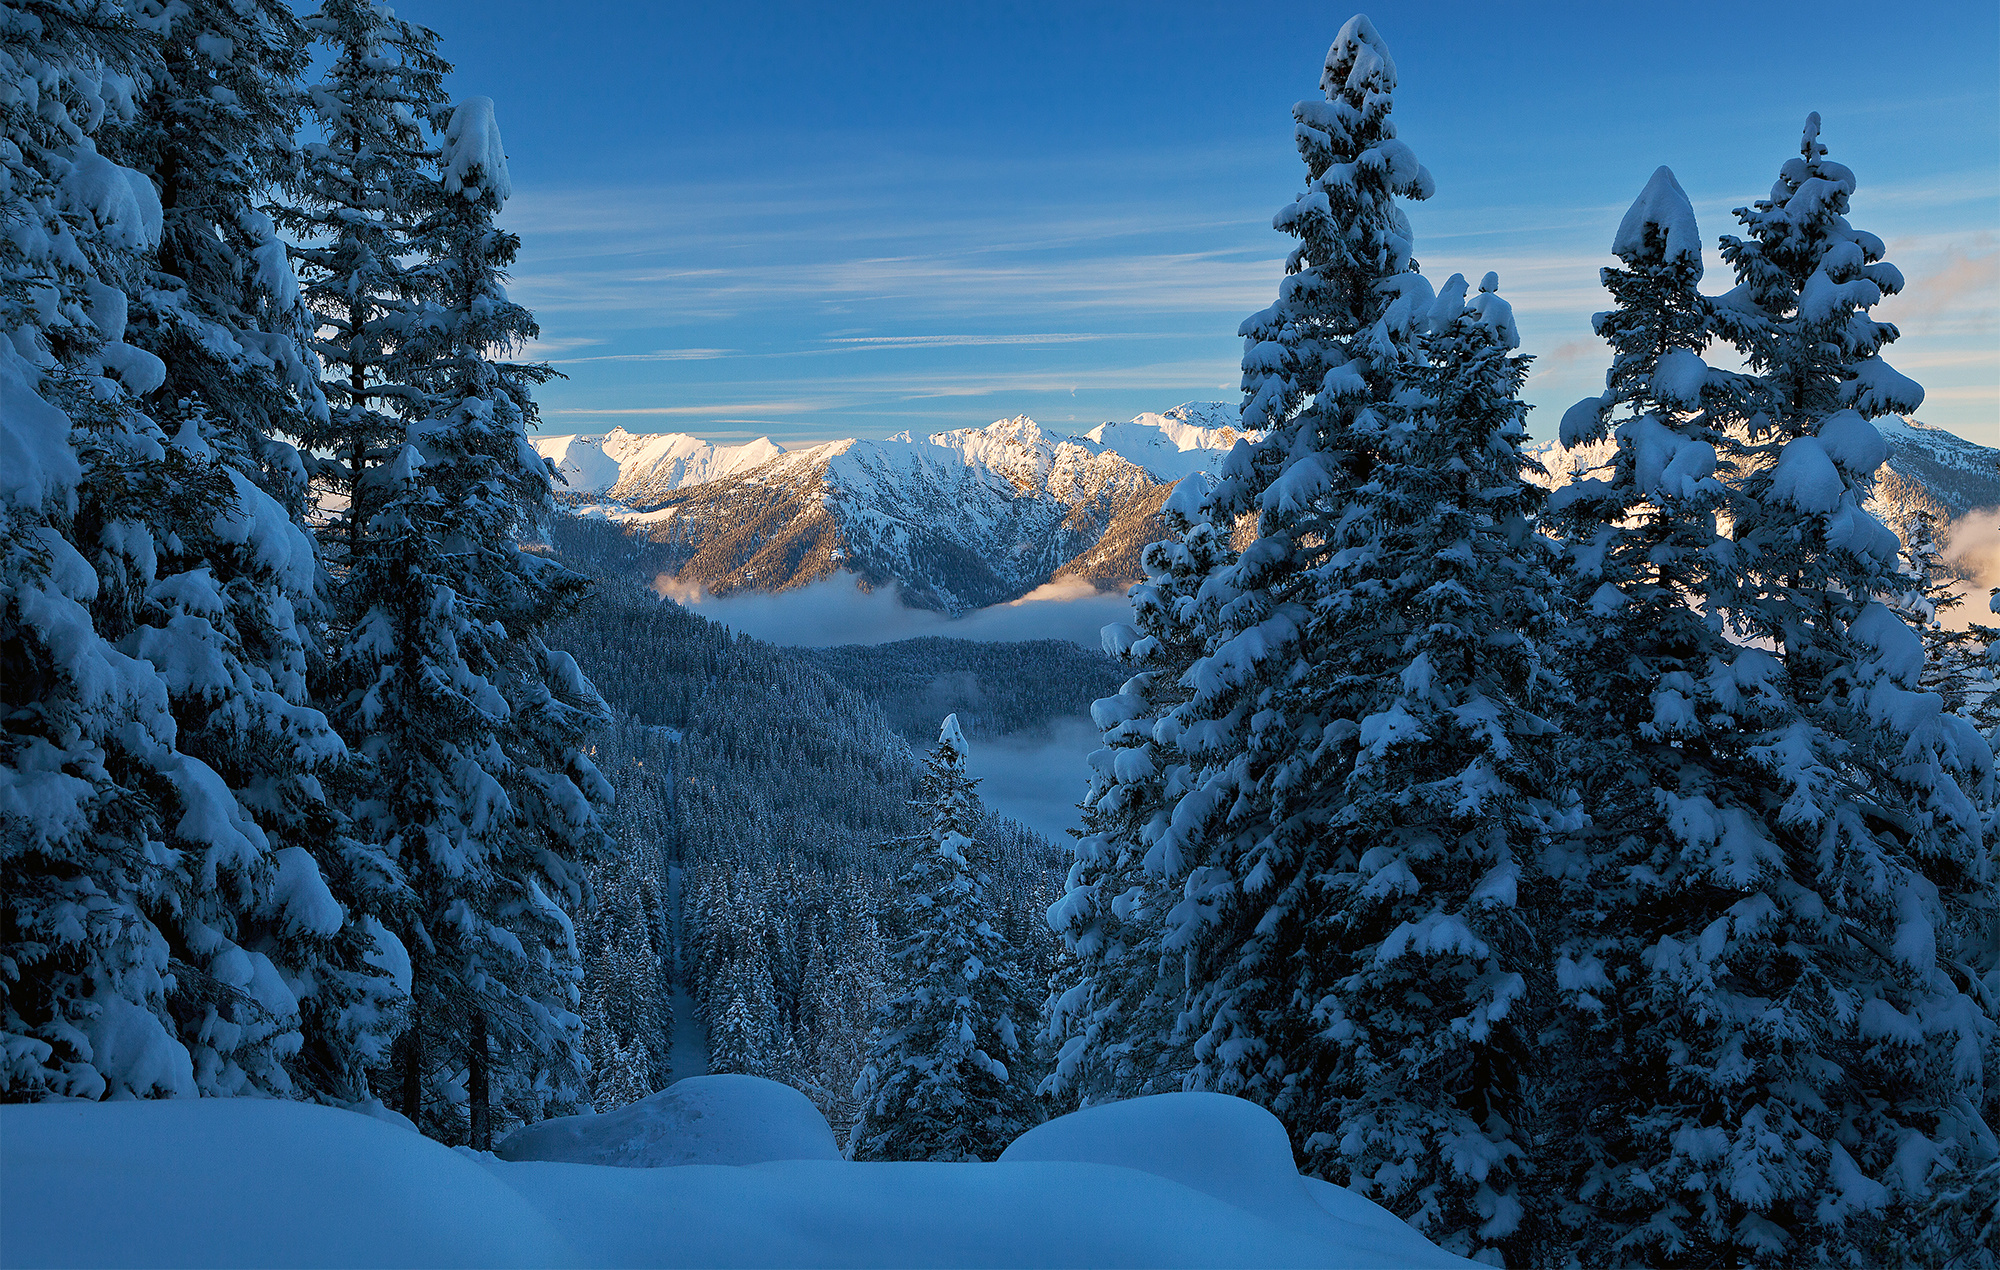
537,403,1241,612
543,406,1993,613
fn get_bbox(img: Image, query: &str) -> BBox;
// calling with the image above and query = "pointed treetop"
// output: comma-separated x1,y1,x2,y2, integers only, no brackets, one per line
442,96,512,203
938,714,967,763
1322,14,1396,100
1425,273,1470,332
1161,470,1214,528
1467,274,1520,350
1801,110,1825,162
1613,166,1702,274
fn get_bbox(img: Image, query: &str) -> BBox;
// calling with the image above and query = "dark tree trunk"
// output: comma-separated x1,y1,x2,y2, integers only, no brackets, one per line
398,1003,423,1126
468,1012,491,1151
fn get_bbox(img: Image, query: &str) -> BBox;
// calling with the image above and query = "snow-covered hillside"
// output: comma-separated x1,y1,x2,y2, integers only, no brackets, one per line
1,1086,1473,1269
559,407,1990,613
532,429,785,496
557,404,1240,611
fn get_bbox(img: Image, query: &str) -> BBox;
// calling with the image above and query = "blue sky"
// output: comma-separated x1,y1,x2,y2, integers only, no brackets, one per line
418,0,1999,449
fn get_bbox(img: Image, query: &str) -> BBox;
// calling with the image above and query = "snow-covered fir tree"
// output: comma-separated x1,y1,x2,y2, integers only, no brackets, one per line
266,0,450,1124
107,0,326,451
1256,275,1558,1264
1546,116,1996,1266
1146,6,1441,1140
105,0,410,1105
279,5,611,1145
850,717,1038,1161
278,0,439,564
1041,474,1230,1110
353,91,610,1147
1,0,388,1103
1705,116,1995,1266
1536,167,1800,1263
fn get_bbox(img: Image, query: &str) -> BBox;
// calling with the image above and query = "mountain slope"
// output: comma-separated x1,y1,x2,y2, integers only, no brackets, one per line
552,407,1989,615
558,406,1237,612
533,428,785,497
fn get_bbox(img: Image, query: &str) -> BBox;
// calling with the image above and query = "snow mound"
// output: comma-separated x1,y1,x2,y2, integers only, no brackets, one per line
0,1100,570,1269
2,1095,1473,1269
1002,1091,1300,1219
496,1074,839,1167
999,1093,1469,1266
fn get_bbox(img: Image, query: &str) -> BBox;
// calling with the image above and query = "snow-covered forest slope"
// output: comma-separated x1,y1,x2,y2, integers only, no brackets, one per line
535,543,1067,1129
797,638,1125,744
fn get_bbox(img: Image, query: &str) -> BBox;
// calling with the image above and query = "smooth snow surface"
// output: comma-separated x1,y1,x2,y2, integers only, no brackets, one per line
1003,1092,1319,1225
497,1074,838,1167
0,1101,569,1269
1,1094,1474,1269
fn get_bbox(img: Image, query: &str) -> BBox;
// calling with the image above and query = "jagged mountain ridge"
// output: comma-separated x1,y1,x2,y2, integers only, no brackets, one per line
548,403,1240,613
532,429,785,497
547,405,1989,615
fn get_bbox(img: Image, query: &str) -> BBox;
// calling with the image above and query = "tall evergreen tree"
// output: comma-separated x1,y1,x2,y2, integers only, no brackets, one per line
1538,167,1795,1263
1042,475,1230,1109
1267,276,1558,1264
1547,116,1995,1266
109,0,326,452
1150,8,1438,1132
851,717,1037,1161
282,7,609,1144
2,1,382,1103
396,93,611,1147
278,0,441,566
1701,115,1995,1265
102,0,405,1106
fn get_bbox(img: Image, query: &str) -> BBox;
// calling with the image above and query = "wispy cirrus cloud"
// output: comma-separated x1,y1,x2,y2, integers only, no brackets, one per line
502,133,1997,446
544,348,735,364
545,398,839,418
819,332,1133,350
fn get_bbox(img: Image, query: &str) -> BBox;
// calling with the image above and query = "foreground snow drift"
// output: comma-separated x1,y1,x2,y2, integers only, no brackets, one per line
1,1089,1471,1269
497,1074,840,1167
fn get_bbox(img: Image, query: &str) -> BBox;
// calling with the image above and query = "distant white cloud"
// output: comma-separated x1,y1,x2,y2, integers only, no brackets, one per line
547,398,838,418
1943,507,2000,630
655,572,1134,649
965,717,1099,843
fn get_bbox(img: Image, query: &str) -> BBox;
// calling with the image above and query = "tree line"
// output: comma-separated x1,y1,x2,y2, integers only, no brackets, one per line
3,0,607,1148
1039,16,1998,1268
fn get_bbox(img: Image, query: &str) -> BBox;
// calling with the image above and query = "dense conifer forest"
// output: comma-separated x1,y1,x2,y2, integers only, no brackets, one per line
3,2,1995,1266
